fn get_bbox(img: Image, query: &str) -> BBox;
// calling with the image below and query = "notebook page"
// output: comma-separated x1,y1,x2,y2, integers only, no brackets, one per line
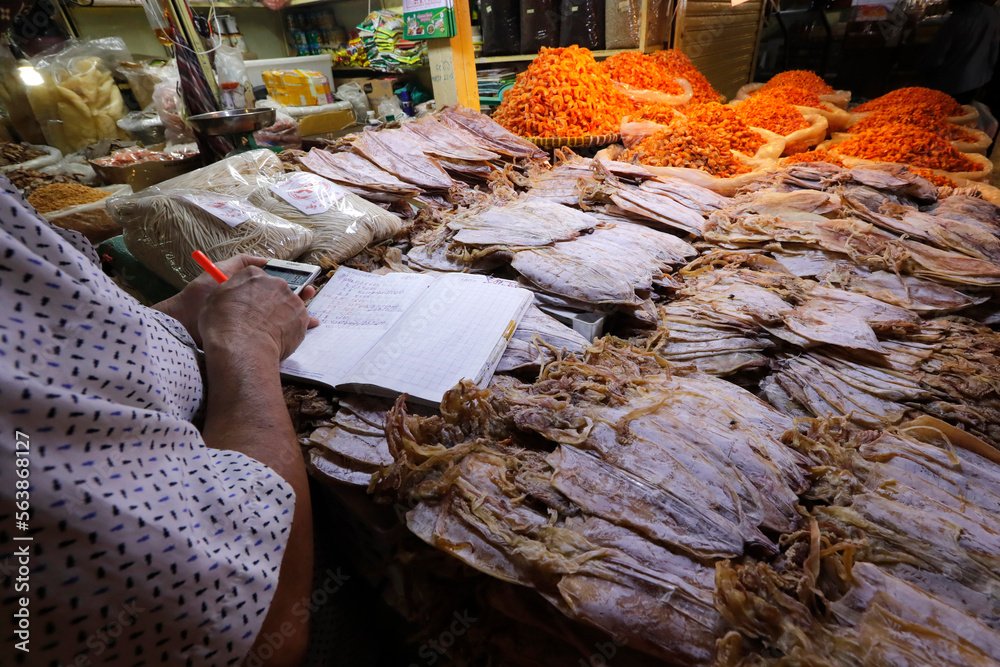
343,274,533,404
281,268,435,387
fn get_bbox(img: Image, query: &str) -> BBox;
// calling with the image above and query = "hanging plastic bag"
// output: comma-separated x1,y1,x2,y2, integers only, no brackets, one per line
215,45,254,111
152,71,196,144
335,81,371,123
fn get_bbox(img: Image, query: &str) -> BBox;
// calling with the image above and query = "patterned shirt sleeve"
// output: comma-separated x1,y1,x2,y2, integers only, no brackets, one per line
0,176,296,666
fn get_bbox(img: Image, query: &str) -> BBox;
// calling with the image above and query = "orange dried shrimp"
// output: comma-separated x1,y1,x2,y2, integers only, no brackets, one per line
601,51,684,95
650,49,723,104
853,87,965,117
682,102,765,155
752,84,823,108
492,46,634,138
783,149,845,167
621,117,751,178
760,70,835,95
833,122,979,172
735,95,809,136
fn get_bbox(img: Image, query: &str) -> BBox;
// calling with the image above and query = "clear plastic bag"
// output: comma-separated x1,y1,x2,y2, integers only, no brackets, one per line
480,0,520,57
559,0,604,50
377,96,405,121
24,38,131,153
153,148,284,197
0,144,61,173
118,61,173,110
215,46,254,111
246,171,405,268
254,110,301,149
520,0,559,53
335,82,371,123
39,154,97,184
0,42,46,144
152,72,195,143
604,0,639,49
109,187,314,288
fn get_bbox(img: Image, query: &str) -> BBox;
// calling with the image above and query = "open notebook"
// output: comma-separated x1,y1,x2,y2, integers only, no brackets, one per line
281,267,533,406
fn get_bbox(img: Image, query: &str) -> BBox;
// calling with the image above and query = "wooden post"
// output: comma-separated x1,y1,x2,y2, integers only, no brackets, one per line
639,0,648,52
428,0,478,108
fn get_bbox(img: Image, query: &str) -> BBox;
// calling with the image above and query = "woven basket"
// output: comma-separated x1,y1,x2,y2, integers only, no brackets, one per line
527,133,621,149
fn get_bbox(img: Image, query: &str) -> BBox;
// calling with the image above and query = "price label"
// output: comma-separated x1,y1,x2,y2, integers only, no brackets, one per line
268,172,347,215
183,194,264,227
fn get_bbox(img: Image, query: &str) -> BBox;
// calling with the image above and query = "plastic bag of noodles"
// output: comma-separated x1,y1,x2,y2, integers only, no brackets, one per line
108,187,314,288
246,171,405,268
153,149,285,198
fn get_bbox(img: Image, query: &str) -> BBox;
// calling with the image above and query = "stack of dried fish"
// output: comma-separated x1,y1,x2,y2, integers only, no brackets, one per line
716,417,1000,665
762,316,1000,447
408,194,697,320
705,188,1000,289
372,341,809,666
295,106,546,204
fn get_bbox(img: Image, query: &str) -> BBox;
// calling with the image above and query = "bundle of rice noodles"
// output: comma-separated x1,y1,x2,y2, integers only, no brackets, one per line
155,149,285,198
246,171,405,268
109,188,314,288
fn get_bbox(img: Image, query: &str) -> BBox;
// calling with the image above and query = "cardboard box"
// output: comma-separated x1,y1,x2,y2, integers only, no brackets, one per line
297,108,356,137
332,77,398,107
262,70,334,107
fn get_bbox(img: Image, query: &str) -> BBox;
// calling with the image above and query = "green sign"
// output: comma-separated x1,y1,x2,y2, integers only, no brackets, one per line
403,0,456,40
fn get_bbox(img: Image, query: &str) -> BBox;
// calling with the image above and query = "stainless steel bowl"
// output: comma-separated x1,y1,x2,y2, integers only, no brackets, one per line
91,151,203,191
187,108,276,136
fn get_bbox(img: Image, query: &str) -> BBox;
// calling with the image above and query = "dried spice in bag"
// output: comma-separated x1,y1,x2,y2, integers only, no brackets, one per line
480,0,520,57
604,0,639,49
520,0,559,54
559,0,604,50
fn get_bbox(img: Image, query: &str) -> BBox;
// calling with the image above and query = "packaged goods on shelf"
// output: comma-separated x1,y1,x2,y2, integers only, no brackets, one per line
559,0,605,50
479,0,520,56
358,11,427,72
604,0,640,49
520,0,560,53
262,69,335,107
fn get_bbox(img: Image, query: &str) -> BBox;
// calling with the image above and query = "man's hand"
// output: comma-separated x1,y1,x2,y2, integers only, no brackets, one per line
199,266,318,361
154,255,317,348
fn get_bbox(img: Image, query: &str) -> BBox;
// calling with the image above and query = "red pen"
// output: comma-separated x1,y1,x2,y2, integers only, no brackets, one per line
191,251,228,284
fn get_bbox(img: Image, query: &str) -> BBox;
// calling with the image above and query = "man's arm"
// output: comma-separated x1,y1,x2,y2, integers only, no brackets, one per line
199,267,318,667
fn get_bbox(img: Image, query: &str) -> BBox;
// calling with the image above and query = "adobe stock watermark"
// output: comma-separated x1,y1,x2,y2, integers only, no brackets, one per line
352,280,463,380
407,609,477,666
59,600,146,667
11,429,32,653
242,567,351,667
579,634,628,667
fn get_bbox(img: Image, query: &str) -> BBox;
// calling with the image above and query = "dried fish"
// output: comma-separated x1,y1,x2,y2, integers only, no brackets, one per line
446,197,596,247
352,128,453,191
